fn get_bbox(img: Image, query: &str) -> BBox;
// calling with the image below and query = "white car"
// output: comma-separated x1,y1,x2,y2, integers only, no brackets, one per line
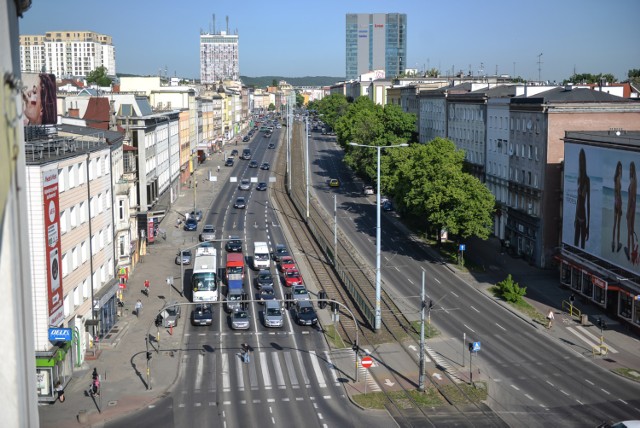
363,186,374,195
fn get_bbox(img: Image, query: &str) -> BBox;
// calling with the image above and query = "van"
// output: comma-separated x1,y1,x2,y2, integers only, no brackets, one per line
253,241,270,270
242,148,251,160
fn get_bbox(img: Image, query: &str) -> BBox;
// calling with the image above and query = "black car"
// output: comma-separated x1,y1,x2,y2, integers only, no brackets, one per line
242,149,251,160
249,160,259,168
225,158,234,167
234,197,246,209
260,162,270,170
268,143,276,149
231,149,239,157
242,135,250,142
257,285,276,304
183,217,198,231
256,182,267,191
225,236,242,252
191,304,213,326
255,269,274,289
292,300,318,326
272,244,289,262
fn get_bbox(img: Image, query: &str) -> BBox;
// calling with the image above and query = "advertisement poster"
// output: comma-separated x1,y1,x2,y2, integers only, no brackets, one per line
43,169,64,326
22,73,58,126
563,144,640,275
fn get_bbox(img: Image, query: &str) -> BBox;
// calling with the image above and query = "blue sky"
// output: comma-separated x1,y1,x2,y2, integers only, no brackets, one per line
19,0,640,82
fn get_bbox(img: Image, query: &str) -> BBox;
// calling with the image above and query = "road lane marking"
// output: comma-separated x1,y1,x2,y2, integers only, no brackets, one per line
235,355,245,391
260,352,273,389
222,353,230,391
601,388,610,395
272,352,286,389
585,379,594,385
284,352,299,389
510,385,520,391
525,394,534,400
560,390,569,396
470,306,480,313
450,291,459,298
195,353,204,391
310,350,327,388
296,350,311,387
434,278,441,284
463,324,476,333
495,323,506,331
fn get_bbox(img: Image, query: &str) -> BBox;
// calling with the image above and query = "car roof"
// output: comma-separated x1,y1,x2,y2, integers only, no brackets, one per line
297,300,313,308
265,300,280,308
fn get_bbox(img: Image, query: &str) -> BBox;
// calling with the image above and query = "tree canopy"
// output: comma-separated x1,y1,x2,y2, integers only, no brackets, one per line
86,66,112,87
563,72,616,85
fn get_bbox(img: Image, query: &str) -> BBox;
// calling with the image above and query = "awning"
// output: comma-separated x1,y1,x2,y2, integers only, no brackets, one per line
35,342,71,367
93,278,119,309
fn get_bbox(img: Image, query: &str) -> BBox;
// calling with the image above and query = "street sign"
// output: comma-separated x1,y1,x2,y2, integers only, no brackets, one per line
472,341,481,352
361,356,373,368
459,244,466,251
48,328,72,342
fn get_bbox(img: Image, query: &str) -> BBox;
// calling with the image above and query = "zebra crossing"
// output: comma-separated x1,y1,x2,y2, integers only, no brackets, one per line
181,349,343,396
565,325,619,353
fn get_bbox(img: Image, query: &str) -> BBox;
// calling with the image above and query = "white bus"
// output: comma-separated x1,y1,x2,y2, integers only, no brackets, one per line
192,246,218,302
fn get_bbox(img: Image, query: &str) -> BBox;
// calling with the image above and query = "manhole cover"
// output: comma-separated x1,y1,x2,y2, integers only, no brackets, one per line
108,400,118,406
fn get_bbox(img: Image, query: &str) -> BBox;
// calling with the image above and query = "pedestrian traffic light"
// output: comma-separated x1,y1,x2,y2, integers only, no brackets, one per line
331,301,338,312
468,343,473,352
429,300,434,309
146,351,152,360
352,344,359,353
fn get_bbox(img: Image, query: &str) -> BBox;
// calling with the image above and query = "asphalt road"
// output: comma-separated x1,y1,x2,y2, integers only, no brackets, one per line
305,127,640,427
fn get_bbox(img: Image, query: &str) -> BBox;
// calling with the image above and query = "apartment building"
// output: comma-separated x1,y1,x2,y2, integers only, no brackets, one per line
20,31,116,77
200,30,239,85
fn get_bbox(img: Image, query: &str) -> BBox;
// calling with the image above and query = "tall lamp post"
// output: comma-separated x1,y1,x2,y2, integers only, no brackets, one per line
349,142,408,330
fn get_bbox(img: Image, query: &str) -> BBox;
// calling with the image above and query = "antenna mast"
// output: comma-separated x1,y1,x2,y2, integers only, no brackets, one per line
537,53,543,82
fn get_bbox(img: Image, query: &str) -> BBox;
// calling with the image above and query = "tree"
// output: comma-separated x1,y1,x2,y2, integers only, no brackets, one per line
86,66,112,87
295,92,305,108
384,138,494,243
495,274,527,303
629,69,640,86
563,72,616,85
271,79,278,88
315,93,348,132
268,103,276,111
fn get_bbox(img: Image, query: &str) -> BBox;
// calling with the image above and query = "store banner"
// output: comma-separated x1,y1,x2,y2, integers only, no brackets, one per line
43,169,64,326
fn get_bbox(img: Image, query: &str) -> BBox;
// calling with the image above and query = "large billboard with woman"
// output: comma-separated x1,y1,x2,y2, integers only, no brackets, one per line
22,73,57,126
563,143,640,274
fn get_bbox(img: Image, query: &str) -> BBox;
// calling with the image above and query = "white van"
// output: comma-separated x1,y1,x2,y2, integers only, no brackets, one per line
253,242,270,270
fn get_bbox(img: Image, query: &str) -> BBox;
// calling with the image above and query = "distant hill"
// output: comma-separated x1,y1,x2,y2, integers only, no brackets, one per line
241,76,343,88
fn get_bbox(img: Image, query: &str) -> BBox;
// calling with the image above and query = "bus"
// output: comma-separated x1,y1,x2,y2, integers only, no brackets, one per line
191,246,218,302
226,252,244,283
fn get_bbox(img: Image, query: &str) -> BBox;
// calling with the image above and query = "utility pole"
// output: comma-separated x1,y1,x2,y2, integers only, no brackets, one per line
418,270,426,391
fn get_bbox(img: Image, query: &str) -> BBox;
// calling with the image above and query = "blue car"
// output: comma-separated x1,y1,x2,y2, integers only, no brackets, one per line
183,217,198,231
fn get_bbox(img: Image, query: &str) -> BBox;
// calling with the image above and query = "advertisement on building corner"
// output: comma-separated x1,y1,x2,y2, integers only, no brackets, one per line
43,168,64,326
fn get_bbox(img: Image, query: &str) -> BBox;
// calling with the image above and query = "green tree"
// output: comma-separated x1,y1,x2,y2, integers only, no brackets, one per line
563,72,617,85
271,79,278,87
495,274,527,303
86,66,112,87
629,69,640,86
268,103,276,111
315,93,348,132
295,92,305,108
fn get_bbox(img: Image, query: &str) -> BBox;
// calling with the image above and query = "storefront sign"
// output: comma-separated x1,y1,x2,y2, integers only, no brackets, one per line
48,328,72,342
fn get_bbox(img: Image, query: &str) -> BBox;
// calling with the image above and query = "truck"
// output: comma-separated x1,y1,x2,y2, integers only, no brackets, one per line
226,278,244,312
253,241,270,270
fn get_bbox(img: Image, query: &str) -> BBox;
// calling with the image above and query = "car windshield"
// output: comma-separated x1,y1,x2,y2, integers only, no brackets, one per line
262,288,275,296
286,271,299,278
234,311,248,319
300,307,311,314
259,273,272,280
294,288,306,295
228,294,241,302
267,308,281,316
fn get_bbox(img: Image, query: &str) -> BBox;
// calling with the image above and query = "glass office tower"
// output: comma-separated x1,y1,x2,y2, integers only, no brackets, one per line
345,13,407,80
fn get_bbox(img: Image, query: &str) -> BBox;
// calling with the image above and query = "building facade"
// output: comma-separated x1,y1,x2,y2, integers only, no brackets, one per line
200,30,239,85
345,13,406,80
20,31,116,77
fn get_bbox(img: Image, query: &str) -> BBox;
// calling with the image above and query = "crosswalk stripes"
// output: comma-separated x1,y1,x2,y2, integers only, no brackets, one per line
272,352,287,389
259,352,273,389
222,353,231,392
295,349,311,387
566,326,619,353
425,345,464,384
309,351,327,388
284,351,299,389
323,351,341,386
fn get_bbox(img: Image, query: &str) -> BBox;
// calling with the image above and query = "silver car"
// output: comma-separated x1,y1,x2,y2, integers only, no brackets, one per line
239,179,251,190
230,309,250,330
199,224,216,242
292,284,310,301
263,300,283,328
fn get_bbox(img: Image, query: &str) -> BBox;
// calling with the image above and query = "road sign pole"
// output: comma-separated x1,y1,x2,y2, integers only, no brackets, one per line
364,368,367,395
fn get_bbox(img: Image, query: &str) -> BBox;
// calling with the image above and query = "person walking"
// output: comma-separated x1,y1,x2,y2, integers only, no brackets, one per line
54,381,65,402
135,299,142,317
144,279,150,297
217,165,220,173
547,310,555,329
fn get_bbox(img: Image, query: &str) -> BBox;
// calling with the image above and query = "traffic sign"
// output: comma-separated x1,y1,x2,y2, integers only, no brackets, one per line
459,244,466,251
361,356,373,368
472,341,481,352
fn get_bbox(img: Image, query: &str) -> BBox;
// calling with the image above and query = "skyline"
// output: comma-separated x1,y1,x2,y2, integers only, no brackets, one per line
19,0,640,83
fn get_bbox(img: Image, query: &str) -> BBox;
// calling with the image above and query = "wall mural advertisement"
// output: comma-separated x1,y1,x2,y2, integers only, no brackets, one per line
22,73,58,126
43,168,64,326
563,143,640,274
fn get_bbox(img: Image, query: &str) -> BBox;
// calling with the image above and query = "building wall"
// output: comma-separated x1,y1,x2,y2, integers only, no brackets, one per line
486,98,511,239
200,31,240,84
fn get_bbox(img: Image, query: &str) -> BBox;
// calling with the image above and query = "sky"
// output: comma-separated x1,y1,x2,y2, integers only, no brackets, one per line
19,0,640,83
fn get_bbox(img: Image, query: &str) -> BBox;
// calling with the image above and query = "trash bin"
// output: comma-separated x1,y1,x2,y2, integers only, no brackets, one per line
581,314,589,325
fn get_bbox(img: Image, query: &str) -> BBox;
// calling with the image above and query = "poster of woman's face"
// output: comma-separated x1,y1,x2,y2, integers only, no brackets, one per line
22,73,57,126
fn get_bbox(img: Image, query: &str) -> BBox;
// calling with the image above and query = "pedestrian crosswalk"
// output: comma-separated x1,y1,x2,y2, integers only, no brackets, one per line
566,326,619,353
181,349,343,396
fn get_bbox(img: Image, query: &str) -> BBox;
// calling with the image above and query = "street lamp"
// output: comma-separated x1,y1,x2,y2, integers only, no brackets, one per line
349,142,408,330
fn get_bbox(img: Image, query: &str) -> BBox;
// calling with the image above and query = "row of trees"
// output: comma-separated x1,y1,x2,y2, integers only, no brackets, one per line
308,94,495,243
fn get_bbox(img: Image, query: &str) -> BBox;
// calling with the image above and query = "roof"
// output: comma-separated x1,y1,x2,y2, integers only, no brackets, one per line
57,123,125,145
514,86,634,104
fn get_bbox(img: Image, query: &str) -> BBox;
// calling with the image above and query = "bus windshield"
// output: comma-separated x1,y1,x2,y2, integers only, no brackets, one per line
227,266,243,275
192,273,216,292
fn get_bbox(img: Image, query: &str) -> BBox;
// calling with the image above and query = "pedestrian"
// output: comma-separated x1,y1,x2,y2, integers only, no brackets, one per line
144,279,150,296
135,299,142,317
242,343,250,364
547,310,555,329
54,381,65,402
217,165,220,173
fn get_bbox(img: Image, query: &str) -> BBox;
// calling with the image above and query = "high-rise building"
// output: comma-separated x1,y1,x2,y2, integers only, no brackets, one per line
19,31,116,78
345,13,407,80
200,30,239,85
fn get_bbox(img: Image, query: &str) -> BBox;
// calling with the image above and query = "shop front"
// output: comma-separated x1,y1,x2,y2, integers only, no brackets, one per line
36,341,72,403
93,279,119,340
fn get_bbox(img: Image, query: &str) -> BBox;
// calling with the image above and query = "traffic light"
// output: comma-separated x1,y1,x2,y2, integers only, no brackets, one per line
468,343,473,352
146,351,152,360
429,300,434,309
318,291,327,309
330,301,338,312
352,344,359,353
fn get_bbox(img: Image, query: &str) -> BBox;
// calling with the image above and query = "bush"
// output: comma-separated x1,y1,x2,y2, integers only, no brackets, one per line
496,274,526,303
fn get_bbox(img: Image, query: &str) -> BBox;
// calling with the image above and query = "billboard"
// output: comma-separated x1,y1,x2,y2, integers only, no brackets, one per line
22,73,58,125
563,143,640,274
43,169,64,326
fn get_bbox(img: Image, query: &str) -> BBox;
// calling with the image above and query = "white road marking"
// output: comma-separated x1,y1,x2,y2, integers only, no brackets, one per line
601,388,610,395
434,278,441,284
195,353,204,391
222,353,230,391
525,394,534,400
260,352,272,389
464,324,476,333
575,326,619,353
450,291,459,298
310,351,327,388
495,323,506,331
560,390,569,396
510,385,520,391
470,306,480,313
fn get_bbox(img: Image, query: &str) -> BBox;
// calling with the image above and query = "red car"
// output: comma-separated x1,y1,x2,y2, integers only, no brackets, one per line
283,269,303,287
278,256,296,272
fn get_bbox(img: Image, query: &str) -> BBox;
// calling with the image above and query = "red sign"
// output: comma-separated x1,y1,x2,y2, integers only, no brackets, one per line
43,168,64,326
361,356,373,368
147,218,155,243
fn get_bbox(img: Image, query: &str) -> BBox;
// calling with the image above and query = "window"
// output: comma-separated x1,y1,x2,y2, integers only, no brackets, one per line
58,168,66,192
528,145,532,159
60,210,67,234
96,157,102,177
535,147,539,161
90,197,95,218
82,278,89,299
81,241,87,263
528,171,532,185
78,162,85,185
119,235,126,257
72,246,78,270
62,252,68,278
97,192,103,213
70,205,77,228
99,230,105,249
88,159,94,180
79,202,86,224
118,199,125,221
68,165,75,188
73,286,80,307
91,234,97,255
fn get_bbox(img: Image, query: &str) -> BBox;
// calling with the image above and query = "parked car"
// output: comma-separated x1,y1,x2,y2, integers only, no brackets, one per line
260,162,270,170
272,244,290,262
329,178,340,187
292,284,310,301
231,149,239,157
256,182,267,191
263,300,283,328
283,268,303,287
242,135,250,142
230,309,251,330
183,217,198,231
199,224,216,242
239,178,251,190
292,300,317,326
249,160,259,168
225,157,234,167
225,235,243,252
363,185,374,195
277,256,296,272
191,304,213,326
234,197,246,209
161,302,181,328
255,269,274,289
175,249,192,265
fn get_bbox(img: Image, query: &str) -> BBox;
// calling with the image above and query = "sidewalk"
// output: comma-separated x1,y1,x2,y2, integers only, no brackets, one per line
39,149,231,427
